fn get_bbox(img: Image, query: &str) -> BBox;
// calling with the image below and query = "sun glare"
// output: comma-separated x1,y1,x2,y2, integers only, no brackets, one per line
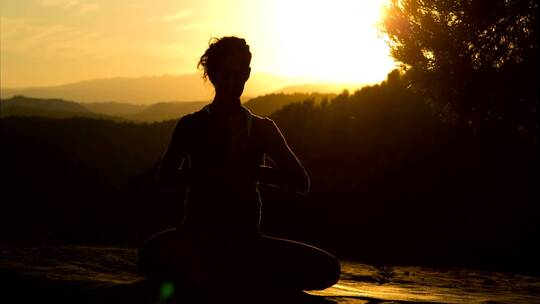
266,0,394,84
1,0,395,88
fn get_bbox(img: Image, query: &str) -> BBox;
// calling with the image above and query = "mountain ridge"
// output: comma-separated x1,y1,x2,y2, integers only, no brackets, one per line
1,93,329,122
1,73,364,105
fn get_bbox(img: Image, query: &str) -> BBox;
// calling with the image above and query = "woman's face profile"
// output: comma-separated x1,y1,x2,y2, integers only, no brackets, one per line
212,54,251,101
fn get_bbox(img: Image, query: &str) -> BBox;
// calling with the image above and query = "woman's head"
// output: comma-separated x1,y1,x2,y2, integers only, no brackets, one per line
198,36,252,100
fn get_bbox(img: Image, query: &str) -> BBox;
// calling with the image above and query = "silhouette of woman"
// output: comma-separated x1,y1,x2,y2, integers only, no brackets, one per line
138,36,340,293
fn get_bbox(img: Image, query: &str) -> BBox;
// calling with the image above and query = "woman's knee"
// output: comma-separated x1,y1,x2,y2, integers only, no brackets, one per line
274,239,341,290
137,228,181,277
306,251,341,290
322,254,341,288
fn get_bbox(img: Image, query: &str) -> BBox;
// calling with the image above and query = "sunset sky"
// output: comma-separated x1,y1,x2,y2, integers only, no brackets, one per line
1,0,396,88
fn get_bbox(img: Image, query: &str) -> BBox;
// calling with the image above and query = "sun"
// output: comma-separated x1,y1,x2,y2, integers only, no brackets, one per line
262,0,394,85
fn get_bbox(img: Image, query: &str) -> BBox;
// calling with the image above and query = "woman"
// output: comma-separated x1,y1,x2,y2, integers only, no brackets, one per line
138,36,340,292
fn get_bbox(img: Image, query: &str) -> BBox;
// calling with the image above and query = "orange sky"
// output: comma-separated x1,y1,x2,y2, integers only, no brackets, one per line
1,0,395,88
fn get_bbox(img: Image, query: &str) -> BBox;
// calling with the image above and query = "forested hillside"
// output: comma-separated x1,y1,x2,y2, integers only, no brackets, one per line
2,71,537,272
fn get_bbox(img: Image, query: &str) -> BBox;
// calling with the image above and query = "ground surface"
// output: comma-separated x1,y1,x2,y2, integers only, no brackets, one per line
1,246,539,303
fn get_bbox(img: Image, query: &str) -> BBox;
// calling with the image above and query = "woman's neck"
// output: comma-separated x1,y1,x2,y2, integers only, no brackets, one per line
211,95,242,113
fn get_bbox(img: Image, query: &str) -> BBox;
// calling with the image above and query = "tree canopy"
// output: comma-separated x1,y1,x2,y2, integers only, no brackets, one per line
383,0,538,142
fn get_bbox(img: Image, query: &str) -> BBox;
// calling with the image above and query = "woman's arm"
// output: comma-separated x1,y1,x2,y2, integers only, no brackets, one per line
258,119,310,195
156,116,191,192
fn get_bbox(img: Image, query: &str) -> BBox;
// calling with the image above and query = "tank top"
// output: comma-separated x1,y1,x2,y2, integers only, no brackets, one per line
179,105,266,238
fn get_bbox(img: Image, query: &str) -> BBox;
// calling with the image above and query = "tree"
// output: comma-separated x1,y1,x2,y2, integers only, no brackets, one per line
382,0,538,142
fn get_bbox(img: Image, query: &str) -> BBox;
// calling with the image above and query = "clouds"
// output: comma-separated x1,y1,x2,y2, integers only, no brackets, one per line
4,0,365,87
1,16,109,63
3,0,285,87
3,1,202,58
0,1,204,87
35,0,99,15
155,9,206,32
159,10,195,22
37,0,84,8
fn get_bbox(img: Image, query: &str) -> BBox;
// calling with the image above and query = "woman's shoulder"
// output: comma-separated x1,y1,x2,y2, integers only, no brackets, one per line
242,107,282,141
176,106,211,126
243,106,274,126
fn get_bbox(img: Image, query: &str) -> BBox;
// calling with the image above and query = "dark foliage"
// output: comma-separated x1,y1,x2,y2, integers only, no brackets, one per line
244,93,335,116
1,1,538,273
268,71,539,271
1,71,538,273
383,0,539,143
1,117,175,244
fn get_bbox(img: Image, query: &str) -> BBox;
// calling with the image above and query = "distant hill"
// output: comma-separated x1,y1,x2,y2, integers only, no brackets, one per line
276,83,364,94
128,101,207,122
0,96,206,122
84,102,147,117
1,92,339,122
244,93,335,117
0,96,116,120
0,73,304,105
